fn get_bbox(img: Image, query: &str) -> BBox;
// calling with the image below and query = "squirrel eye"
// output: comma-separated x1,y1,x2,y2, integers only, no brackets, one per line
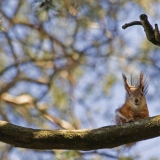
141,93,144,96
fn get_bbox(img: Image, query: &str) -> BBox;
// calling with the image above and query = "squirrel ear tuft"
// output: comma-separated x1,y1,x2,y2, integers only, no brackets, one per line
139,72,144,90
122,73,130,92
122,73,127,82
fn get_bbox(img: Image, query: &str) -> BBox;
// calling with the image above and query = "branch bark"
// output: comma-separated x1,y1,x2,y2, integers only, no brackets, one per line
0,115,160,150
122,14,160,46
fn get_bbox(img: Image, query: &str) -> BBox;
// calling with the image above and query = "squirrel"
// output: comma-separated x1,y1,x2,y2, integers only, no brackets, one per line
115,72,149,148
115,72,149,125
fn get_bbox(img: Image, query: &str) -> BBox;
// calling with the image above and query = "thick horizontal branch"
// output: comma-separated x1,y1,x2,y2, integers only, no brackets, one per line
0,115,160,150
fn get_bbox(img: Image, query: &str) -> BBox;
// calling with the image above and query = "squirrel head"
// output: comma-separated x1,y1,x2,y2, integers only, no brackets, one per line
122,73,148,109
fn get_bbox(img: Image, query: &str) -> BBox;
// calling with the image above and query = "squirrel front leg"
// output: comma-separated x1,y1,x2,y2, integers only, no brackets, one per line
125,110,135,123
134,108,149,120
115,108,134,124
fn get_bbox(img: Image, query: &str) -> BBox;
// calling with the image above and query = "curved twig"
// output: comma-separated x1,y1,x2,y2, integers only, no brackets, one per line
122,21,142,29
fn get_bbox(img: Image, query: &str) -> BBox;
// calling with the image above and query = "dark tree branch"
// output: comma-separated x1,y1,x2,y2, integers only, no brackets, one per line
122,14,160,46
122,21,142,29
0,115,160,150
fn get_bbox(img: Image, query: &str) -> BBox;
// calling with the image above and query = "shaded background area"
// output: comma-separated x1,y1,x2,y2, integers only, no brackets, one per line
0,0,160,159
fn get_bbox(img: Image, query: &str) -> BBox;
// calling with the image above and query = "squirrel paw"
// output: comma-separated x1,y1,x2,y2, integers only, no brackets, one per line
126,119,134,123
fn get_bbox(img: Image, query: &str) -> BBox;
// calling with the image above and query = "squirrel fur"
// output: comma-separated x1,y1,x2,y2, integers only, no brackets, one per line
115,72,149,147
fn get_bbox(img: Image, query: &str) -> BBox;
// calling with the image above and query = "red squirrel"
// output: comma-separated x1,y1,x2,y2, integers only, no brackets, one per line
115,72,149,125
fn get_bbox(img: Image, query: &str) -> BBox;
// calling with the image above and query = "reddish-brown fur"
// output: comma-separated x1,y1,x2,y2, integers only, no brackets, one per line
115,73,149,125
115,73,149,147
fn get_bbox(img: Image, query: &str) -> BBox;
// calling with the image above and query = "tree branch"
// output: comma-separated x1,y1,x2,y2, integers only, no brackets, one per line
122,14,160,46
0,115,160,150
122,21,142,29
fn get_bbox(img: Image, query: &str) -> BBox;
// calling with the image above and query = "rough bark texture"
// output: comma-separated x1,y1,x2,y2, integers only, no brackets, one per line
0,115,160,150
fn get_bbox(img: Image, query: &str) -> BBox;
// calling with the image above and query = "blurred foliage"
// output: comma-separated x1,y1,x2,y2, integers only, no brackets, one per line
0,0,160,159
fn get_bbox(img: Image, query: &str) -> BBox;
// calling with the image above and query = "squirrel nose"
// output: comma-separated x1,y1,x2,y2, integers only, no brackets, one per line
134,98,139,104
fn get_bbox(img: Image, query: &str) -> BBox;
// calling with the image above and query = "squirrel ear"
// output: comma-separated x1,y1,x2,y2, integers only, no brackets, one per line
139,72,144,91
122,73,130,92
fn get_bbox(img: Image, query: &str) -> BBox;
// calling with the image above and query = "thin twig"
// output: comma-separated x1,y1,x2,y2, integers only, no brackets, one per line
122,21,142,29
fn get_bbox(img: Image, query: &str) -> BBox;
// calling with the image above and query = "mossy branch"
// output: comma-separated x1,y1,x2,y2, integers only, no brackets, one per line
0,115,160,150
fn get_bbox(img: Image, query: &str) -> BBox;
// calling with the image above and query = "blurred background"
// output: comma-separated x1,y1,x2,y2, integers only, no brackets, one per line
0,0,160,159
